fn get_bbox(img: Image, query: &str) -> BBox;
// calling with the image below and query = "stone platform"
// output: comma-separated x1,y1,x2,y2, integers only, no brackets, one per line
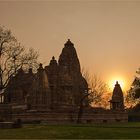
11,110,128,124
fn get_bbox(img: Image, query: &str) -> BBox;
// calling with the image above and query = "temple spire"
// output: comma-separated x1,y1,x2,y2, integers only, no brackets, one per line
49,56,57,66
58,39,80,74
64,39,74,47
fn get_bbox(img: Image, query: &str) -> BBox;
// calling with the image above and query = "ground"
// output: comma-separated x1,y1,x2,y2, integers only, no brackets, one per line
0,122,140,139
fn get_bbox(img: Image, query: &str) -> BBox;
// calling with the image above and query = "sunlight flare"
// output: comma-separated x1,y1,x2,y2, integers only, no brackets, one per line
109,77,125,91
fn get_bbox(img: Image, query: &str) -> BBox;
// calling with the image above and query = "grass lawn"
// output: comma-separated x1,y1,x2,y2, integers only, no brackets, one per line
0,122,140,139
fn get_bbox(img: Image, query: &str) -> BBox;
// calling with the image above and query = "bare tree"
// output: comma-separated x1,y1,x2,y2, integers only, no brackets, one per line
0,26,39,92
81,67,108,107
77,67,108,123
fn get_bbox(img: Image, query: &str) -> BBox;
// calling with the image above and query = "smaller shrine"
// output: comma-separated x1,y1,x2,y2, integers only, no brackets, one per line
110,81,124,110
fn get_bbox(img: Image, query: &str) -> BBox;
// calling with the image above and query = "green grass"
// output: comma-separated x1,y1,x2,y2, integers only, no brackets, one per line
0,122,140,139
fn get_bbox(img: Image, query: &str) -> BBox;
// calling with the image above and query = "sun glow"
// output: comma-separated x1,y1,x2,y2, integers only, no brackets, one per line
109,77,125,91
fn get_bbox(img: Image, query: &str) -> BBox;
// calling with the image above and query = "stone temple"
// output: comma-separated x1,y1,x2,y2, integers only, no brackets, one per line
110,81,124,110
0,39,127,123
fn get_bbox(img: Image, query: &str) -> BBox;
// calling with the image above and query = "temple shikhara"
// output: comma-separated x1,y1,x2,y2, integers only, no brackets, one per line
0,39,127,123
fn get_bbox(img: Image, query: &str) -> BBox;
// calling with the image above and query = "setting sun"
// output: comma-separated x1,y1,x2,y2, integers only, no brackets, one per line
109,77,125,91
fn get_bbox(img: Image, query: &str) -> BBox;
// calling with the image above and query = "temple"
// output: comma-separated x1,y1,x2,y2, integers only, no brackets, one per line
0,39,128,123
110,81,124,110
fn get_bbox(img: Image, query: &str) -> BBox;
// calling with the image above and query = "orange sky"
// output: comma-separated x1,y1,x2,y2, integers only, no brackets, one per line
0,1,140,90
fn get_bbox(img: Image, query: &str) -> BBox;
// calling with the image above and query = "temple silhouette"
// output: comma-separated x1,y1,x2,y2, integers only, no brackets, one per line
0,39,127,123
110,81,124,110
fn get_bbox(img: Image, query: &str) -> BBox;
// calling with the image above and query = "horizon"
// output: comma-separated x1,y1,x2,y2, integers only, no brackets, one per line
0,1,140,91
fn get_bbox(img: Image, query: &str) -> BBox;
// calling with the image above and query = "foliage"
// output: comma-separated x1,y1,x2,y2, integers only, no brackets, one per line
126,68,140,108
128,103,140,113
0,26,39,91
81,67,109,108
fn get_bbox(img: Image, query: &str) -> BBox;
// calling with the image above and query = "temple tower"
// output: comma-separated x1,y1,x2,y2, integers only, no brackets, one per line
45,39,88,109
110,81,124,110
45,56,58,108
58,39,81,75
58,39,88,107
28,63,51,111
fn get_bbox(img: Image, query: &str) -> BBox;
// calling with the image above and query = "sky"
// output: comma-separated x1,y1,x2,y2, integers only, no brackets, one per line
0,0,140,91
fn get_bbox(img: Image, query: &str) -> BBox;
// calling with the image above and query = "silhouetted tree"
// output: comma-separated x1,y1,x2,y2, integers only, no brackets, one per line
0,26,39,92
126,68,140,108
81,67,108,107
77,68,108,123
77,92,89,123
